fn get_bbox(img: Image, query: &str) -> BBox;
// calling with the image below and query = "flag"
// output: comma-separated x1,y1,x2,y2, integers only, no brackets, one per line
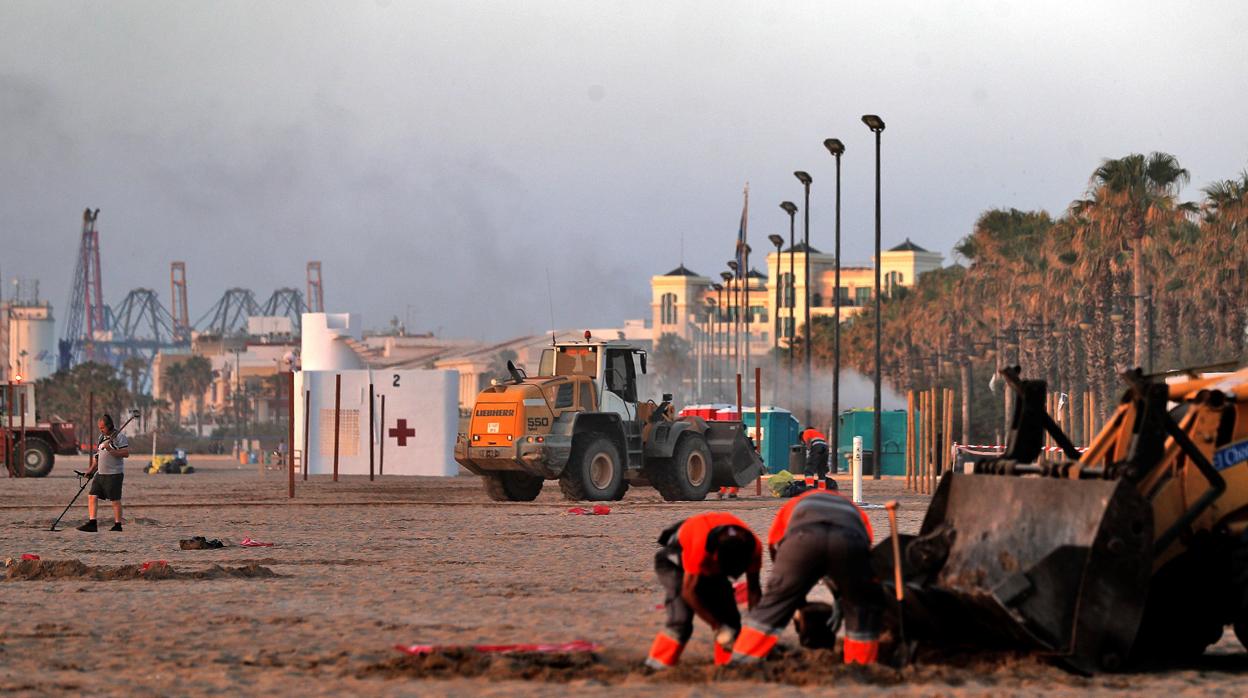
734,183,749,277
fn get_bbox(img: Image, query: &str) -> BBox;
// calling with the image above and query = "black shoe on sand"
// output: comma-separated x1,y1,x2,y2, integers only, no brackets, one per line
110,522,123,532
77,520,98,532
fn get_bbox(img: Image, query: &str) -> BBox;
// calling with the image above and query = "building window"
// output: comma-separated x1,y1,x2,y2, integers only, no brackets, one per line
885,271,904,297
811,293,822,308
660,293,677,324
855,287,871,306
782,317,795,339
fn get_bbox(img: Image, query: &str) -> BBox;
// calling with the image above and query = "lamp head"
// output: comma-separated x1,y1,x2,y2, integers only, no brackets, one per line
823,138,845,156
712,283,723,291
861,114,886,132
779,201,797,216
768,233,784,248
794,171,812,186
720,271,733,282
726,260,739,272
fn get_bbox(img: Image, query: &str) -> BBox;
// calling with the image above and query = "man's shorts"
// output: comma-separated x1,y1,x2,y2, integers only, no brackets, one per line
90,473,124,501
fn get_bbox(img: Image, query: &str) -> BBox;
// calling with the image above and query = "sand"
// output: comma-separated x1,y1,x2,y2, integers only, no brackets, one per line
1,455,1244,696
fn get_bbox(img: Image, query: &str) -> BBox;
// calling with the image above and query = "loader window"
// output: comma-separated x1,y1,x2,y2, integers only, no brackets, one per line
553,346,598,378
578,380,595,411
605,349,637,403
554,382,576,409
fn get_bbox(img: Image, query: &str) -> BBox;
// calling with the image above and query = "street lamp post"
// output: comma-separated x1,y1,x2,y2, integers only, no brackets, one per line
823,138,845,472
768,233,784,389
862,113,885,480
720,272,735,389
742,244,753,386
713,283,725,397
725,264,739,378
794,171,813,427
780,201,798,410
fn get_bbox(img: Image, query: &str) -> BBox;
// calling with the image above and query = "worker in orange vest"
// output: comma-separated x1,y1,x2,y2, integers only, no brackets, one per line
801,427,831,489
729,489,884,666
646,512,763,669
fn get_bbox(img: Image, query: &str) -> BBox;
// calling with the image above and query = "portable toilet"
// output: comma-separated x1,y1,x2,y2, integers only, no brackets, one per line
736,406,801,474
836,409,911,476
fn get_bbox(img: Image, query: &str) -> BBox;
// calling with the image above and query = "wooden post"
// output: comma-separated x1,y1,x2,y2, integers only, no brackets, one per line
20,389,27,478
379,394,386,476
287,371,295,498
302,389,310,481
368,382,375,482
905,390,913,491
754,367,762,496
929,388,938,492
945,389,954,476
4,383,12,476
919,390,927,494
332,373,341,482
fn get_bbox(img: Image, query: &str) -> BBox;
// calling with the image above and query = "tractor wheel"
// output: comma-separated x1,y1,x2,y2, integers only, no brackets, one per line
559,433,624,501
21,439,54,478
482,472,544,502
650,434,713,502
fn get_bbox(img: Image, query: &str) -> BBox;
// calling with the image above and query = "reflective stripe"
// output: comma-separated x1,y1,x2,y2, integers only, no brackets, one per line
843,637,879,665
730,624,779,662
646,631,684,668
713,642,733,666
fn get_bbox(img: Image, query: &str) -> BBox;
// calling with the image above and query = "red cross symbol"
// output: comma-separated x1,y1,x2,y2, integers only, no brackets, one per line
389,419,416,446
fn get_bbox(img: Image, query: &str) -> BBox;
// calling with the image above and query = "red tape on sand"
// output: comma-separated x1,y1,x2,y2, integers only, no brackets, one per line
395,640,601,655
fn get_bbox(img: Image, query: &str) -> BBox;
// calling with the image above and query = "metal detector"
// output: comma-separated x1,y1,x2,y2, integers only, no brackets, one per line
50,409,140,531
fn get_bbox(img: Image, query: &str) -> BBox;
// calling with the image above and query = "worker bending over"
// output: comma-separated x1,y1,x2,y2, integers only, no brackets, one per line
730,490,884,665
801,427,830,489
647,512,763,669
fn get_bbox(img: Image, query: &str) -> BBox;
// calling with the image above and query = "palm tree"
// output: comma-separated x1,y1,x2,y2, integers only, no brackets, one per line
181,356,215,436
1074,153,1193,368
122,356,148,396
163,362,189,429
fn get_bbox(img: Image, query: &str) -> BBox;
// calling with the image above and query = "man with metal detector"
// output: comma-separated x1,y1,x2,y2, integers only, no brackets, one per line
76,414,130,532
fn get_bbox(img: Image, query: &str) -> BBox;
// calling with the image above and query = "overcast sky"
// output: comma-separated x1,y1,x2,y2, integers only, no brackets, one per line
3,1,1247,342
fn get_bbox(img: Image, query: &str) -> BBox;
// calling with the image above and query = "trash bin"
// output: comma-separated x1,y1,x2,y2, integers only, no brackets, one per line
789,444,805,473
839,449,877,476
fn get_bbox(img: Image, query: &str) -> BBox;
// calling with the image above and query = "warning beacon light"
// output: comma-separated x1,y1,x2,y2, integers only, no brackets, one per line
584,330,592,341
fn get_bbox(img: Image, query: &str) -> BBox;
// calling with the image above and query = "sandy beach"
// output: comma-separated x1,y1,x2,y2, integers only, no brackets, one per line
1,456,1244,696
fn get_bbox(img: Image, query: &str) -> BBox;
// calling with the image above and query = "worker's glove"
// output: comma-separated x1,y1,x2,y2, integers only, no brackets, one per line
714,626,738,649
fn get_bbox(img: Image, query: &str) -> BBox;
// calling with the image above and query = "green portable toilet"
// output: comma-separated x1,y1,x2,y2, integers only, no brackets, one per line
738,407,801,474
835,409,913,476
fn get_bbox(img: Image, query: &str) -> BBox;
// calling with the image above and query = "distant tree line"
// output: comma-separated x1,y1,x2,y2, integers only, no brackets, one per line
793,153,1247,443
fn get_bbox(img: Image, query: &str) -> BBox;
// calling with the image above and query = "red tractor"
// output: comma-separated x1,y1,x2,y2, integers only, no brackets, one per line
2,383,79,477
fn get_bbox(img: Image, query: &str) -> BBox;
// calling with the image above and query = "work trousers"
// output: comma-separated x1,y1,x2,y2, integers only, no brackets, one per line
732,522,883,664
804,442,829,480
647,549,741,668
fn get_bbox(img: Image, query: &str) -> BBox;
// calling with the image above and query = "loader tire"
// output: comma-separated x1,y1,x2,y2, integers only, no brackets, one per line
559,433,624,501
21,439,54,478
650,434,713,502
482,472,544,502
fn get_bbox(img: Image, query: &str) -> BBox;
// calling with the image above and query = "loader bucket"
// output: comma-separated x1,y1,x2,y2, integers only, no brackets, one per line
887,472,1153,674
703,421,764,487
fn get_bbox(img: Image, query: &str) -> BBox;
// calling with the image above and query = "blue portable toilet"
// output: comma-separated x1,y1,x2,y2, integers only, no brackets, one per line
739,406,802,474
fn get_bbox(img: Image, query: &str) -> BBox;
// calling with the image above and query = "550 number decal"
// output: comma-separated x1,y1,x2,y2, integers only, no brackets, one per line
527,417,550,430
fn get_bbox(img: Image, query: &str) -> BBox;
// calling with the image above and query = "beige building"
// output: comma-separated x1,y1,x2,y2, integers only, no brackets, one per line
651,238,944,353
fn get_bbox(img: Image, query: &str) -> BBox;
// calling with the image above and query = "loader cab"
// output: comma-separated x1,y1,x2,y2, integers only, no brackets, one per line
0,383,37,424
539,340,649,421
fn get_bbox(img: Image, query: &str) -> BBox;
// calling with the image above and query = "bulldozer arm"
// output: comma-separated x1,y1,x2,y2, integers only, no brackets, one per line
702,420,764,487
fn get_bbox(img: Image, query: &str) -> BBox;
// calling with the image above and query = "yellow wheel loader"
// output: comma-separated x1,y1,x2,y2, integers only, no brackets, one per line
453,336,762,502
878,364,1248,673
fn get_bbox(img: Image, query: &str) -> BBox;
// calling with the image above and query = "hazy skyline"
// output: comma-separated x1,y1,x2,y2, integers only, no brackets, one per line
3,1,1247,341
